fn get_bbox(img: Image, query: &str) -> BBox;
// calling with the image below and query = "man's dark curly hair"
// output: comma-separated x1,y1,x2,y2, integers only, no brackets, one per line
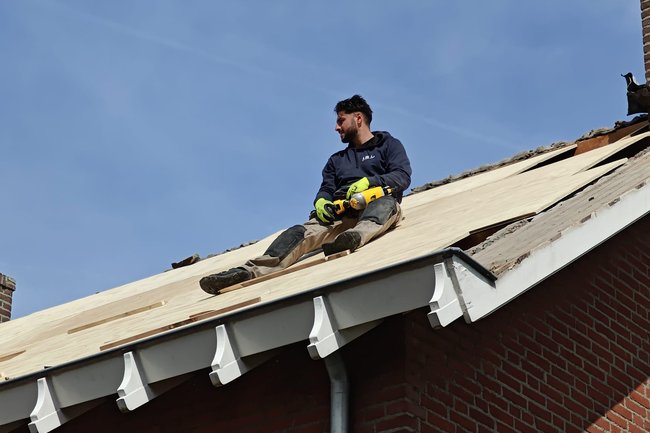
335,94,373,124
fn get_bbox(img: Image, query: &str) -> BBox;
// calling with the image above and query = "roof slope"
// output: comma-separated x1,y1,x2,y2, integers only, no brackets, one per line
1,120,649,432
0,133,642,378
471,145,650,275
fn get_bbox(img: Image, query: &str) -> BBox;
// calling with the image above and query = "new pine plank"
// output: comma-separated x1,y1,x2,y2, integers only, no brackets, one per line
99,297,262,351
67,301,167,334
0,350,25,363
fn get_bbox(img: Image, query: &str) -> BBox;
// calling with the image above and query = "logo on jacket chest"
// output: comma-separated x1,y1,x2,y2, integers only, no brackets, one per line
361,155,376,162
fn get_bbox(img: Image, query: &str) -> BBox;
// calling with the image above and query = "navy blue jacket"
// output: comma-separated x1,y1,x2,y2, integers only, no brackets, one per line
314,131,412,204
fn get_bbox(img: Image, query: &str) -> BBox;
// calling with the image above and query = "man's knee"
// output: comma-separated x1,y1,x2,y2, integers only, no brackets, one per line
263,225,306,260
359,196,398,225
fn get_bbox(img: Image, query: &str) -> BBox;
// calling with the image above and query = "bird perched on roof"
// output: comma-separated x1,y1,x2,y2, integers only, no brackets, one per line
622,72,644,92
622,72,650,115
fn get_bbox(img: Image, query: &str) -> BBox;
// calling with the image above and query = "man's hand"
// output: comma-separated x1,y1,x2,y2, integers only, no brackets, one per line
315,198,335,224
346,177,370,199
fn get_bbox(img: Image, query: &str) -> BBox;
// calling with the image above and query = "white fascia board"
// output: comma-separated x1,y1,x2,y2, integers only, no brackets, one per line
0,356,123,431
307,259,462,358
213,259,442,369
136,327,215,383
225,298,315,357
0,380,37,425
49,356,123,407
457,182,650,322
314,261,438,328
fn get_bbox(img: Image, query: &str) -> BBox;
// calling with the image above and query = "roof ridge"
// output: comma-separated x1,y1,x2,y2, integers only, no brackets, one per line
411,115,648,195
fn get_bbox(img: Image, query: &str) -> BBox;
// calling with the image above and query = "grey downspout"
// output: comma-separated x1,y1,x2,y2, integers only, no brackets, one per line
324,351,349,433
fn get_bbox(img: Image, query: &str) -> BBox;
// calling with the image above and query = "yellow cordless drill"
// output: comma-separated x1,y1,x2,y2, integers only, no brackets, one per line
327,186,393,216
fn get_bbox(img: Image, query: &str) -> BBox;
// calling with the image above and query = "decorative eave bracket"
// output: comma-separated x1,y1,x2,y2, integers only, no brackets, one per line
428,254,496,328
28,378,62,433
307,295,381,360
116,352,154,412
209,324,277,387
28,378,100,433
427,261,463,328
116,351,189,412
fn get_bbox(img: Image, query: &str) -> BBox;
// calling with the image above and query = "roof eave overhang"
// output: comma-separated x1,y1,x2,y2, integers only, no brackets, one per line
454,180,650,322
0,248,492,432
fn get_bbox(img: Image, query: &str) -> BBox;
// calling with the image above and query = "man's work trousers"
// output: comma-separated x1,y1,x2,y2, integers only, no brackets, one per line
242,196,402,277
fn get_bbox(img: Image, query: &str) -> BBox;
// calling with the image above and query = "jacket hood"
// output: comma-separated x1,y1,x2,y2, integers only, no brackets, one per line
349,131,392,150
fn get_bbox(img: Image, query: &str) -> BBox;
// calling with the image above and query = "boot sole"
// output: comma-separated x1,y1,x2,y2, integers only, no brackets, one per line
322,232,361,256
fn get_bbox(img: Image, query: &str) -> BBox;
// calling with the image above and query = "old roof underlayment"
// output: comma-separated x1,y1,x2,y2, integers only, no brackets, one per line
0,117,649,433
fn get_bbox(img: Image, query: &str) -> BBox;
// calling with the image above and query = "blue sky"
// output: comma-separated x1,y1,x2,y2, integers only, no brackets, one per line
0,0,643,317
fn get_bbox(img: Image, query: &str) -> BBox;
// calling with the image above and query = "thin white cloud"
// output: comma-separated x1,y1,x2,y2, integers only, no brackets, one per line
378,103,521,152
41,0,347,102
44,0,266,76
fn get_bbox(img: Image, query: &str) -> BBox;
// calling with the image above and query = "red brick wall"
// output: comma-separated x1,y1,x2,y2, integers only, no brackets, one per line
0,273,15,322
27,215,650,433
642,0,650,82
399,216,650,433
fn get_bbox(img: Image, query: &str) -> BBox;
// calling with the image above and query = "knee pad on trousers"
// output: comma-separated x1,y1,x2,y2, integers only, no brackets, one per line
359,196,397,225
263,225,306,261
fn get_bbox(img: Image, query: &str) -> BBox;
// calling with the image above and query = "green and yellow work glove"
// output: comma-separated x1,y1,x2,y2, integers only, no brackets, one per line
315,198,335,224
346,177,370,199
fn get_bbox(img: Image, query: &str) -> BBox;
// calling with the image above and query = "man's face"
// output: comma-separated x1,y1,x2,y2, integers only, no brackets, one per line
335,111,359,143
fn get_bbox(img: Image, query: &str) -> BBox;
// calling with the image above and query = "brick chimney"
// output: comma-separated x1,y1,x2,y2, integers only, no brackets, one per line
643,0,650,82
0,273,16,322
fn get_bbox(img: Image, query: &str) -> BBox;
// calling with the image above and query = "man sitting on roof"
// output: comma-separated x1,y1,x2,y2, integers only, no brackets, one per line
199,95,412,294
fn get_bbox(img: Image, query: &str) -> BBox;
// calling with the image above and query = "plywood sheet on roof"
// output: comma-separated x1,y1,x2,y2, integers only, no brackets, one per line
77,160,624,354
407,132,648,210
405,145,577,208
0,144,633,379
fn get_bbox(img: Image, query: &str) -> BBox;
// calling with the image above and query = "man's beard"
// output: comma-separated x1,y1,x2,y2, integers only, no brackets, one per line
340,125,358,143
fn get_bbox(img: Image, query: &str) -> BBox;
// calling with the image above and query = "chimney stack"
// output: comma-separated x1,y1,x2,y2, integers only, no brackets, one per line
642,0,650,82
0,273,16,323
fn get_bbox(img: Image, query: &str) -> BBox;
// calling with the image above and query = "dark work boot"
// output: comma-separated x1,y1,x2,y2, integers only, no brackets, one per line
322,231,361,256
199,267,253,295
171,253,200,269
